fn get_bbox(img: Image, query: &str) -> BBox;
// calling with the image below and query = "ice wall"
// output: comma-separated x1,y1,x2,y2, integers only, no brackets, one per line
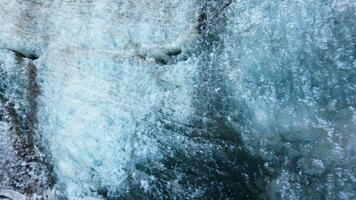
35,0,201,198
221,1,356,199
0,0,355,199
0,49,53,198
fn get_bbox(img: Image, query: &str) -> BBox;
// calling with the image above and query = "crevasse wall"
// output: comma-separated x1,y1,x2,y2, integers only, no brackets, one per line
0,0,355,199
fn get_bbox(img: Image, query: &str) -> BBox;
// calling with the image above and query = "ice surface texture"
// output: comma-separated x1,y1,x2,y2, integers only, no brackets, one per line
0,0,355,199
0,50,54,198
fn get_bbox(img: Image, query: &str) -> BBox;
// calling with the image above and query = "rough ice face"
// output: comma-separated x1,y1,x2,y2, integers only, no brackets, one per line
221,1,356,199
36,0,201,198
0,49,53,197
0,0,355,199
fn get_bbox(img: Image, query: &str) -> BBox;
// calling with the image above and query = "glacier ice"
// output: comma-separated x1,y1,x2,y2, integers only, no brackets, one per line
220,1,356,199
0,0,355,199
0,49,54,197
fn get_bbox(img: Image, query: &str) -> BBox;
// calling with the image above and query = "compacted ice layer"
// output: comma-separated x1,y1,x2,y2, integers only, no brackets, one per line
38,50,197,197
0,50,53,198
221,1,356,199
36,0,200,198
0,0,355,199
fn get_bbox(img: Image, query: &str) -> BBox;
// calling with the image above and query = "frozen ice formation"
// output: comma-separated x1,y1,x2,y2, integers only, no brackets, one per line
0,0,355,199
0,49,55,199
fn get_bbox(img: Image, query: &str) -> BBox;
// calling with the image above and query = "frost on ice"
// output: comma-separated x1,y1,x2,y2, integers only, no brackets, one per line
0,0,355,199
